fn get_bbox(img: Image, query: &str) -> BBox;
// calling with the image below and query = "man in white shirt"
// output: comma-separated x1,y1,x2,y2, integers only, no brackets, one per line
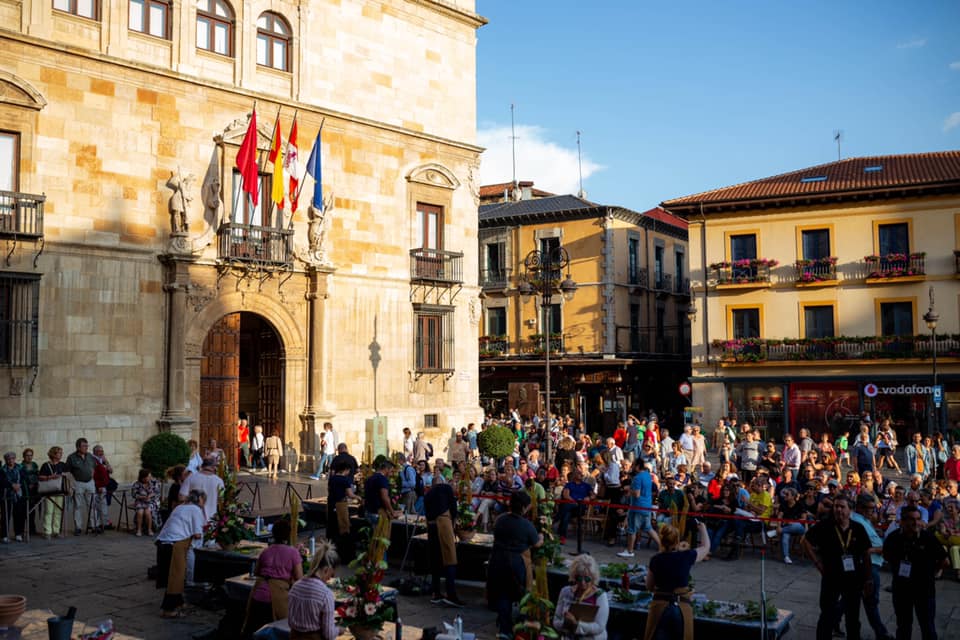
177,458,224,579
605,438,624,466
310,422,338,479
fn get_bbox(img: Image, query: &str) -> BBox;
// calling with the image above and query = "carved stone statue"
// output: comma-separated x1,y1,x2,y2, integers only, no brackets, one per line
203,174,222,222
302,191,335,266
167,169,196,233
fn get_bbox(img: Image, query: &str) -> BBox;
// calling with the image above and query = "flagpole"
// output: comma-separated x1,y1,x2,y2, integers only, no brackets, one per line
232,100,257,222
293,117,324,207
263,106,283,225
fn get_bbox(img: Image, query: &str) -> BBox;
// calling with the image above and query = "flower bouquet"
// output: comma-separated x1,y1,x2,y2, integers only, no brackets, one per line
336,515,395,637
204,461,254,549
455,477,478,540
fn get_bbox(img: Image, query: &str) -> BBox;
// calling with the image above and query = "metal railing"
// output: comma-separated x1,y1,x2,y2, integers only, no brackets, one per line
710,261,775,285
794,259,837,283
863,253,925,279
414,333,455,373
674,276,690,295
479,335,509,356
654,273,673,292
713,335,960,362
480,267,511,289
530,334,564,354
629,267,648,288
410,248,464,284
217,222,293,266
616,327,689,357
0,190,45,238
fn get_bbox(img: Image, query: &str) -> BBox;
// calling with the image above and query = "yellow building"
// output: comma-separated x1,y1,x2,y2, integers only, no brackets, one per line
662,151,960,442
478,189,690,432
0,0,486,478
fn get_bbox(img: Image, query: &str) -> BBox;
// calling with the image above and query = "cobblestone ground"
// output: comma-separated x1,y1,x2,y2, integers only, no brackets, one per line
2,468,958,639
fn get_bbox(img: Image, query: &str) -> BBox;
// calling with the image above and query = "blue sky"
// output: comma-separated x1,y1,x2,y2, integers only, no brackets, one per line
475,1,960,210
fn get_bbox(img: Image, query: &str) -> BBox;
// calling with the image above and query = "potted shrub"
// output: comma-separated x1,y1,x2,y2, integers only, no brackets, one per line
140,432,190,477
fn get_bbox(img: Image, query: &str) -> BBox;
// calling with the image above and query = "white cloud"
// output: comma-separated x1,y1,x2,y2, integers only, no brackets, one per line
950,61,960,70
478,124,603,196
945,112,960,132
896,38,927,49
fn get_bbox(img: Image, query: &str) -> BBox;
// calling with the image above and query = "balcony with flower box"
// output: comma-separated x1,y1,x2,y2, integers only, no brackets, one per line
529,333,564,355
709,258,777,289
863,252,925,284
479,335,509,358
794,257,838,287
712,334,960,364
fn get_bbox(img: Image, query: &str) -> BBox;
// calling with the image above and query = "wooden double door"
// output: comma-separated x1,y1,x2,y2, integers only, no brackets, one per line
199,313,283,468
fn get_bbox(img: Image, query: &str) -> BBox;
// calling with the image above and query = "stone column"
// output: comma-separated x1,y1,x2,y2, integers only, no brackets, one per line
298,265,335,471
157,245,198,440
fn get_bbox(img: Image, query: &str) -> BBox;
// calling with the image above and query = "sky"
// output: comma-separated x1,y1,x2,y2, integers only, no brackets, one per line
475,1,960,211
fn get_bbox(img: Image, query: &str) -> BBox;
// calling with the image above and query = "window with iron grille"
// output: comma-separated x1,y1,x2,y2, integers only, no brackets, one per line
0,273,40,367
424,414,438,429
414,304,454,373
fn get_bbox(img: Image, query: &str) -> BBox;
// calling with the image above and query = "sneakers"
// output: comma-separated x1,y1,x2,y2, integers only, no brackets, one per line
14,535,23,542
784,556,793,565
765,529,778,539
442,596,464,608
74,528,82,536
617,550,635,558
430,594,445,605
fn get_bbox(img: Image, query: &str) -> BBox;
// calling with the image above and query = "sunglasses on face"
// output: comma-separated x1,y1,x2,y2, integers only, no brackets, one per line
574,576,593,583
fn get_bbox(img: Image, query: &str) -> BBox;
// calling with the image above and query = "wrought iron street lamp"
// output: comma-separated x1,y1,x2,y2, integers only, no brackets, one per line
923,286,939,434
519,246,577,465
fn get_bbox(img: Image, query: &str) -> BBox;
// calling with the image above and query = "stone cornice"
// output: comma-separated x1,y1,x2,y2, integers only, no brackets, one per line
405,0,488,28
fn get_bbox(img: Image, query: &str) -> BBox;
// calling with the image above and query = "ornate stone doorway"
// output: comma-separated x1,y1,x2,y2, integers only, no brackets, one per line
199,312,284,468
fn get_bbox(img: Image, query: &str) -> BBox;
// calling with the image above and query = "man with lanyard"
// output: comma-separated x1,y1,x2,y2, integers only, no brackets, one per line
424,475,461,606
363,459,397,525
65,438,97,536
850,494,894,640
801,495,873,640
883,505,949,640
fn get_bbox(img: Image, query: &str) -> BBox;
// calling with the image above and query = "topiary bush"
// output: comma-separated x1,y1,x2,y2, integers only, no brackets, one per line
141,432,191,476
477,424,516,461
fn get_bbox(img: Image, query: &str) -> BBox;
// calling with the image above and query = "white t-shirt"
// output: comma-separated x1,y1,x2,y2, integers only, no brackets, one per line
157,503,206,542
322,430,337,455
179,471,225,521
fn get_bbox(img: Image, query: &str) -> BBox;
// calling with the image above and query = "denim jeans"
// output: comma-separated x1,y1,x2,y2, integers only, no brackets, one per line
318,453,333,474
862,564,890,639
780,522,806,558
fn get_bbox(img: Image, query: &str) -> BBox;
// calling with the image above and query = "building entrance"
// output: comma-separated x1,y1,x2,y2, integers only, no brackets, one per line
199,312,283,468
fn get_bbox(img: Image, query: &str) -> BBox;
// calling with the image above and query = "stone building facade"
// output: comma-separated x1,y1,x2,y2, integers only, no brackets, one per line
0,0,485,479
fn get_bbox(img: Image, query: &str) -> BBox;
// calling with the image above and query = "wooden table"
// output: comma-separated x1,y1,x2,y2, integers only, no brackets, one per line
2,609,142,640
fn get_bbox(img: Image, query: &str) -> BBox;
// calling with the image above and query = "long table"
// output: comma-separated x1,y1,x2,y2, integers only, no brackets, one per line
254,620,422,640
193,541,269,585
408,532,493,582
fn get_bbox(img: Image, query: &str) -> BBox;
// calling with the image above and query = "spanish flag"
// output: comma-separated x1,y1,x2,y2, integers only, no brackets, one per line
268,119,285,210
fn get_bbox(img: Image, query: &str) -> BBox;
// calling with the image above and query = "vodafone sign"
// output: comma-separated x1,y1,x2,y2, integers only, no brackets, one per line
864,382,936,396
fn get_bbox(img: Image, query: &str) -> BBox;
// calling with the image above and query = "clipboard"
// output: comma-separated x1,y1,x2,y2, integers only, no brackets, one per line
568,602,598,622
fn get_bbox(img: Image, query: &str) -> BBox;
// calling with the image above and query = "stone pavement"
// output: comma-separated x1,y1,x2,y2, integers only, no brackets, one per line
2,470,958,639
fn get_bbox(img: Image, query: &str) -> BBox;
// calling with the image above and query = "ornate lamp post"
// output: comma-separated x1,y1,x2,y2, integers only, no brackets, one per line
923,286,939,435
518,246,577,465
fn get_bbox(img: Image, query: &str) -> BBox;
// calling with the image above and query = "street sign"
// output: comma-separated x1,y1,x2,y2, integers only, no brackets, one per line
678,381,692,396
933,384,943,408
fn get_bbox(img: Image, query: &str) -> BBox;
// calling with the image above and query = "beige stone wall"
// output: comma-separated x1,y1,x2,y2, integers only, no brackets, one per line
0,0,484,480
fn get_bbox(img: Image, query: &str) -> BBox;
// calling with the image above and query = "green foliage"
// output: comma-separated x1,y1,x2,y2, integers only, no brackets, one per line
140,432,190,476
477,424,516,460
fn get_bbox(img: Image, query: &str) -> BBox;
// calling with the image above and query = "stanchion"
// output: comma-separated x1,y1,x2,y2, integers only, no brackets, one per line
760,544,767,639
570,500,588,557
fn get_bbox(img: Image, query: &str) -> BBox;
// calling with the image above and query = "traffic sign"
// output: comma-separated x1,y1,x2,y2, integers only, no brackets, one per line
933,384,943,408
678,381,692,397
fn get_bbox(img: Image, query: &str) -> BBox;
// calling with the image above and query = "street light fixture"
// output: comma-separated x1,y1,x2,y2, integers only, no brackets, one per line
519,245,577,465
923,286,939,434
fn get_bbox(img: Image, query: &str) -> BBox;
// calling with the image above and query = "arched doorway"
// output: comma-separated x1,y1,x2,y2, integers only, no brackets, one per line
199,312,284,468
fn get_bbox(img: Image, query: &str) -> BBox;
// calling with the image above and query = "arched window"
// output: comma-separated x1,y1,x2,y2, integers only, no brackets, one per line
53,0,99,20
129,0,171,38
256,12,291,71
197,0,234,57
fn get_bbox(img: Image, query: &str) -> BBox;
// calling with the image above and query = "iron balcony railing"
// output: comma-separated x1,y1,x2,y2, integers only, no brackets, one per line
709,259,777,285
410,248,464,284
713,335,960,363
674,276,690,295
621,328,689,357
863,253,925,279
217,222,293,266
479,335,509,357
530,334,564,354
794,258,838,283
629,267,649,288
480,267,511,289
0,190,45,238
654,272,673,292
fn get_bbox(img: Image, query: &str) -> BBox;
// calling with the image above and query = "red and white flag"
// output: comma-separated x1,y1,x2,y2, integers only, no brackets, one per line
285,116,299,213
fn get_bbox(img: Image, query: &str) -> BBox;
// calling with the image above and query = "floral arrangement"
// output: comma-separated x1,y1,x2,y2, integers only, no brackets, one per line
796,256,838,267
455,477,478,534
336,515,395,633
204,461,254,547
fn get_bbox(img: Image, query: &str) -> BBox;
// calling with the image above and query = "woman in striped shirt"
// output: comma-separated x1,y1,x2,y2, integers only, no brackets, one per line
287,539,340,640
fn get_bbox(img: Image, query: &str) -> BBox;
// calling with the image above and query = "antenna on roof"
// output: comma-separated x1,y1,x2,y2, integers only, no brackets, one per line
576,130,584,198
833,130,843,161
510,103,518,191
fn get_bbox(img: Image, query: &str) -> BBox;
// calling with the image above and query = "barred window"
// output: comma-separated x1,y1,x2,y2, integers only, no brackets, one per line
0,273,41,367
414,305,454,373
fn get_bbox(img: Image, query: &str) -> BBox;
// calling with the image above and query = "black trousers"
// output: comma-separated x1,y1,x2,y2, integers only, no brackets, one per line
427,522,457,599
893,588,937,640
816,577,862,640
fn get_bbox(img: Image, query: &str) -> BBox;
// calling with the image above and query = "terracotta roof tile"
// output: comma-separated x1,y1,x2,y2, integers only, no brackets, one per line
641,206,688,231
479,181,555,198
661,150,960,211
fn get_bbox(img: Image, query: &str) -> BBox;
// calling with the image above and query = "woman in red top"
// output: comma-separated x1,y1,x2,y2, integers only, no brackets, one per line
613,422,628,449
945,444,960,482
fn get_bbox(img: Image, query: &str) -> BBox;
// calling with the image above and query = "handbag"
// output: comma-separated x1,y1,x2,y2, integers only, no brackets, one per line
38,477,65,495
